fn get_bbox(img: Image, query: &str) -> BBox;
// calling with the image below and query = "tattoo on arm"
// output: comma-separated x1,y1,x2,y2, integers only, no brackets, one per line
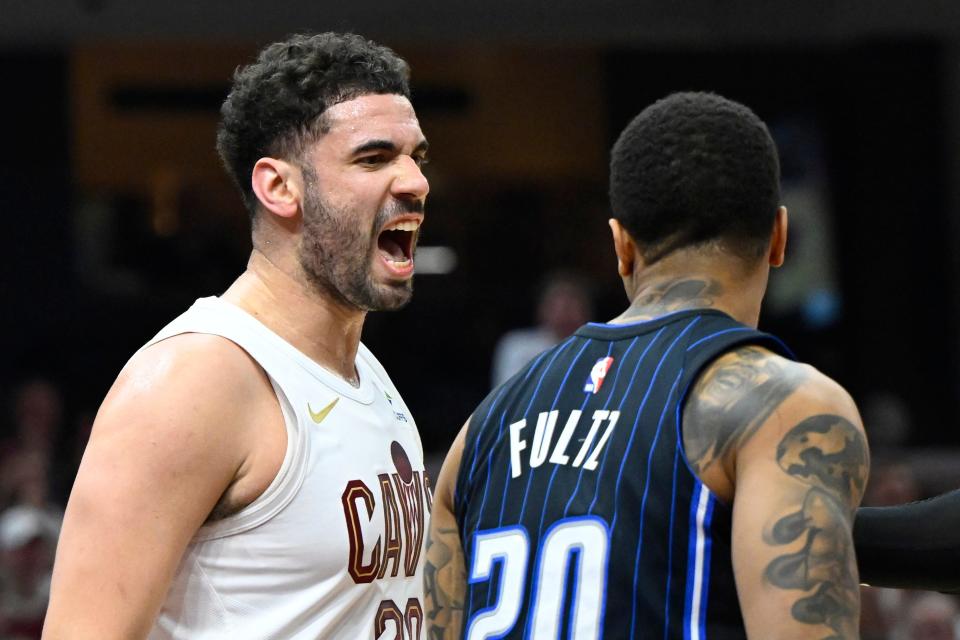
686,346,868,637
424,525,466,640
764,415,869,639
685,347,806,475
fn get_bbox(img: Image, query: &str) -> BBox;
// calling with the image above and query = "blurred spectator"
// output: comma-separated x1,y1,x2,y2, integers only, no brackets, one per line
0,379,67,639
860,585,892,640
863,461,922,508
0,379,68,510
897,593,960,640
7,379,61,452
861,391,914,451
0,505,60,639
491,272,592,387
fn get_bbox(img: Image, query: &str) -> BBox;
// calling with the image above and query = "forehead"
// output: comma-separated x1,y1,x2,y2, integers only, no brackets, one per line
319,94,423,149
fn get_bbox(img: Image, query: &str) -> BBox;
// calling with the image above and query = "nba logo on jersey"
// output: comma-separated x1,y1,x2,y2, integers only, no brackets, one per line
584,356,615,394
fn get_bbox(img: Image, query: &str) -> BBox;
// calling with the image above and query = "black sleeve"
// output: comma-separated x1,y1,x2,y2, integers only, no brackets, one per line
853,489,960,593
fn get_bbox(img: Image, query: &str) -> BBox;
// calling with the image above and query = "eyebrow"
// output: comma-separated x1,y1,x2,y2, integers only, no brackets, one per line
351,139,430,156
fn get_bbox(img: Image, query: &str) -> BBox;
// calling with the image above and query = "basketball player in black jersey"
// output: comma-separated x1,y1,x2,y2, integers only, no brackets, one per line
424,92,869,639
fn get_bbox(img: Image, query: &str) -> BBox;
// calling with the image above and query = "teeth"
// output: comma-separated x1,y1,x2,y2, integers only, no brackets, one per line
385,220,420,232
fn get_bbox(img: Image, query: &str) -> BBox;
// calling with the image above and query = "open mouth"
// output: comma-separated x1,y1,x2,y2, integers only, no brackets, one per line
377,219,420,274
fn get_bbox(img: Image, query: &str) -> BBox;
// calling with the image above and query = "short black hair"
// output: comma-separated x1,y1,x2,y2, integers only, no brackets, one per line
216,32,411,217
609,91,781,264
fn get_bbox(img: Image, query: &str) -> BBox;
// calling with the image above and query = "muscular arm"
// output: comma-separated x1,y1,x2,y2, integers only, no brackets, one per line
43,334,281,639
684,346,869,639
854,489,960,593
424,420,469,640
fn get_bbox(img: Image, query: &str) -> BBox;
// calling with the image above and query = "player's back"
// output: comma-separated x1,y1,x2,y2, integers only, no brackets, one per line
455,309,790,639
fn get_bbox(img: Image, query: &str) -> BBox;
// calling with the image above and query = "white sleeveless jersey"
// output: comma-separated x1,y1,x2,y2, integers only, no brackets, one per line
143,297,432,640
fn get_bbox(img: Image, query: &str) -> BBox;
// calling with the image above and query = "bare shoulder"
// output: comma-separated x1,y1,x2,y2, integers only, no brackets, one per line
755,363,868,508
45,333,282,638
682,344,864,500
104,332,272,422
78,331,280,520
683,346,807,484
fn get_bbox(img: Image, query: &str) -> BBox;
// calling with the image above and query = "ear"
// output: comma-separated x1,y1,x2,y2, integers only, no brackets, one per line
768,206,788,268
608,218,637,278
251,157,302,219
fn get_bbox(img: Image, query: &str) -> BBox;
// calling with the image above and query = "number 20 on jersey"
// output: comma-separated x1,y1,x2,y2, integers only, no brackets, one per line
467,516,610,640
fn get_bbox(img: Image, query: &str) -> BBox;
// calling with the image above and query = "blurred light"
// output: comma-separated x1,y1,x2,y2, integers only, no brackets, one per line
415,246,457,275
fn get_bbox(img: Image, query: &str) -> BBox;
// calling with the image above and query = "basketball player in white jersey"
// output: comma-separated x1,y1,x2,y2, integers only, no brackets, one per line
43,33,432,639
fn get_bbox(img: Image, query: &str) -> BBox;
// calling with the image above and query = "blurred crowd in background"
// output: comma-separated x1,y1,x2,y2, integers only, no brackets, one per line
1,378,84,638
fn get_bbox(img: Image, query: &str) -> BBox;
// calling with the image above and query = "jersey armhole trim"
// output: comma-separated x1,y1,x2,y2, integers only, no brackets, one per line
193,376,309,541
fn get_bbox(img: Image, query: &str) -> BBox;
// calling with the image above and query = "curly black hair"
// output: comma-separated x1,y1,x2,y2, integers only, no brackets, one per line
216,32,411,217
609,92,781,265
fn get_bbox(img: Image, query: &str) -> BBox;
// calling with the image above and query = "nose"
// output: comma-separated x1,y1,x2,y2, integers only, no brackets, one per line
392,155,430,201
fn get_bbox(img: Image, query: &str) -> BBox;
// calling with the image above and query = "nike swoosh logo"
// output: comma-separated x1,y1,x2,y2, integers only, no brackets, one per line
307,397,339,424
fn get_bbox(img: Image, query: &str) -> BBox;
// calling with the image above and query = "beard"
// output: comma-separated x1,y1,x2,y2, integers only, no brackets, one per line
298,178,415,312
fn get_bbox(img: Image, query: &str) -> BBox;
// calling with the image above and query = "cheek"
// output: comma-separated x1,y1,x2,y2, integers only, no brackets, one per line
333,192,381,232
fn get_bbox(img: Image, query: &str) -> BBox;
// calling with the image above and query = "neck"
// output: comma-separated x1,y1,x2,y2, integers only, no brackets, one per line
222,249,366,385
613,251,768,328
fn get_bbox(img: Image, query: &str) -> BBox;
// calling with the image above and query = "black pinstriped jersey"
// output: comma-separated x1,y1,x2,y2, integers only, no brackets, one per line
454,309,792,639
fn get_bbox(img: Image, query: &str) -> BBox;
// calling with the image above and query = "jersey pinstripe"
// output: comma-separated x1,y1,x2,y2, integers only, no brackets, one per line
455,309,791,639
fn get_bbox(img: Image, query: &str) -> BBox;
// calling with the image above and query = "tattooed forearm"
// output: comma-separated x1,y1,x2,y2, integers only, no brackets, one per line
424,525,466,640
685,347,806,474
764,415,869,639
